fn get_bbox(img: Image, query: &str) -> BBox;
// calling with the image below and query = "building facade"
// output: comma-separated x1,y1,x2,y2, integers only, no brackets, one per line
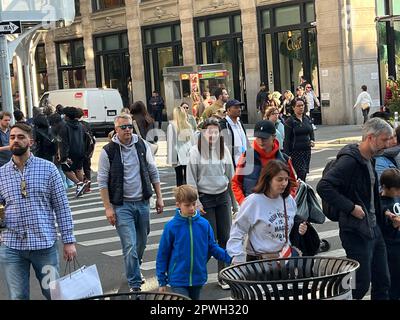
11,0,399,124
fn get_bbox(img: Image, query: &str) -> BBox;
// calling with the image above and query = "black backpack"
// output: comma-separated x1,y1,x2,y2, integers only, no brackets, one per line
320,159,340,221
37,128,58,157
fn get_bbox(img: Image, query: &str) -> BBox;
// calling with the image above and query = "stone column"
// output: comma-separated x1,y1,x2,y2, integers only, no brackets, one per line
179,0,196,65
81,0,96,87
125,0,147,104
44,31,58,91
240,0,260,124
316,0,378,125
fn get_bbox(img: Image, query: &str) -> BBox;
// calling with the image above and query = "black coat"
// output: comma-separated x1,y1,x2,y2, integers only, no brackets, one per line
317,144,381,239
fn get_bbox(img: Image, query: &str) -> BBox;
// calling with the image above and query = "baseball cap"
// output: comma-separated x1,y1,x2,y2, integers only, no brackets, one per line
254,120,276,139
225,99,245,109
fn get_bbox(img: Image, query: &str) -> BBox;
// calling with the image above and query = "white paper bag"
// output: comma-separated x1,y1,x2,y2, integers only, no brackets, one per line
50,264,103,300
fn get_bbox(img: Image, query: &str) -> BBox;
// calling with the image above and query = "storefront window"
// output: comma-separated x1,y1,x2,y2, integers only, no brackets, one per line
209,17,230,36
57,39,86,89
275,6,301,27
95,32,131,106
262,10,270,30
142,23,183,108
75,0,80,16
93,0,124,11
306,3,315,22
154,26,172,44
376,0,386,15
278,30,304,91
258,1,319,94
393,0,400,14
195,13,245,110
395,22,400,77
35,44,48,96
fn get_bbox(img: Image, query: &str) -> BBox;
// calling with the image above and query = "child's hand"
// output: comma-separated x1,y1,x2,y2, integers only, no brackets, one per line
385,210,396,219
196,200,206,215
298,221,308,235
159,286,167,293
392,216,400,229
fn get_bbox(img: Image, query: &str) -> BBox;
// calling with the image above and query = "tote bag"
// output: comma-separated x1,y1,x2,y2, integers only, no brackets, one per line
50,264,103,300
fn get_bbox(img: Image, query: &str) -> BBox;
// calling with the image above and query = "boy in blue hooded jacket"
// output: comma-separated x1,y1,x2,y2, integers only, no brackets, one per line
156,185,232,299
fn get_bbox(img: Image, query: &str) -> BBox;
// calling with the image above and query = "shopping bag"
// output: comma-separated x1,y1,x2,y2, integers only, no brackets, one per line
50,264,103,300
294,180,309,221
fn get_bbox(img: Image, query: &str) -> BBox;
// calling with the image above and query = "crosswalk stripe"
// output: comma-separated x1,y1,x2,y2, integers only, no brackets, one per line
317,248,346,257
71,204,177,216
77,229,163,245
74,214,173,226
103,243,159,257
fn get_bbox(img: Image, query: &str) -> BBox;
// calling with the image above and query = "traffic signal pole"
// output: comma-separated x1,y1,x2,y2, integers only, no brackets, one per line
0,35,13,115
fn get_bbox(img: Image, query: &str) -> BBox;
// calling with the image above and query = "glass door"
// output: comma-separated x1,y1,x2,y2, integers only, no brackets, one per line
211,39,235,97
277,29,304,93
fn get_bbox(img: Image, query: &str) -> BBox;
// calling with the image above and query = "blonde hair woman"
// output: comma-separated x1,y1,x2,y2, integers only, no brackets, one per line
167,106,194,186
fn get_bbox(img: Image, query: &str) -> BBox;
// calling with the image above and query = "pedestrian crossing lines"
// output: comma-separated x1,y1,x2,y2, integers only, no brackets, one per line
66,165,351,299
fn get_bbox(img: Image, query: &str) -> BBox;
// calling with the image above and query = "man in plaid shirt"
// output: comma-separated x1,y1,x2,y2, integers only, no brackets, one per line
0,122,77,300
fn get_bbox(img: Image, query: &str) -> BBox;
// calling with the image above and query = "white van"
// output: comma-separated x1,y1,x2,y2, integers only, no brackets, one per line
39,88,123,134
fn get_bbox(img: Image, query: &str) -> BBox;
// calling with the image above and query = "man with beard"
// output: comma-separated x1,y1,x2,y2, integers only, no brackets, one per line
0,122,77,300
317,117,393,300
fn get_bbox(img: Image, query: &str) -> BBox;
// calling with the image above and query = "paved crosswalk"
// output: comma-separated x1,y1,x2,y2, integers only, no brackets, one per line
67,164,368,300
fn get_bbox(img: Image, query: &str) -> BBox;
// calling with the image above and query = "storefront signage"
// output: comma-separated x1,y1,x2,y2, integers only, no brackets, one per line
287,36,302,51
180,73,190,80
199,71,228,79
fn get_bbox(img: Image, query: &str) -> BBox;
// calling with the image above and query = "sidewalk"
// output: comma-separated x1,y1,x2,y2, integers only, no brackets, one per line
91,125,363,171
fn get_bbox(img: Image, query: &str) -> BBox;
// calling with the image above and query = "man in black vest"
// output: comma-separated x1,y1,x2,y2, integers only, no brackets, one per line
98,113,164,292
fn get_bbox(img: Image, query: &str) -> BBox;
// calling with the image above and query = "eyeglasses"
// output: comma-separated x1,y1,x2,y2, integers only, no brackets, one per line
118,124,133,130
21,180,27,198
183,106,189,110
306,86,312,89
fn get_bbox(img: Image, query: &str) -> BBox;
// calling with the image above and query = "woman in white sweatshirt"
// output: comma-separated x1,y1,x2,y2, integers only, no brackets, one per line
186,117,234,288
227,160,307,263
353,85,374,124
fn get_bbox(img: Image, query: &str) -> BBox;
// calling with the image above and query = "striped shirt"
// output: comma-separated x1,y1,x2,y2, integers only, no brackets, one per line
0,155,75,250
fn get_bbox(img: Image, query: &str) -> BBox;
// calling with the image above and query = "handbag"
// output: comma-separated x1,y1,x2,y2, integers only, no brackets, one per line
290,221,321,256
132,119,158,156
361,103,370,110
50,264,103,300
295,180,325,224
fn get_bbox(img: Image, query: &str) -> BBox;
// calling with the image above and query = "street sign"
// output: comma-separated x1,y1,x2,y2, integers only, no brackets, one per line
0,21,21,34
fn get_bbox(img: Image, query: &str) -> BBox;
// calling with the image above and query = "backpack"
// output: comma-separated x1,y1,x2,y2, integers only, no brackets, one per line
38,128,58,157
320,159,340,221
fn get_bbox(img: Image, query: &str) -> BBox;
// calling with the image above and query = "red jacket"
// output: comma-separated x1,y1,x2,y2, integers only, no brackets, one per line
231,140,298,205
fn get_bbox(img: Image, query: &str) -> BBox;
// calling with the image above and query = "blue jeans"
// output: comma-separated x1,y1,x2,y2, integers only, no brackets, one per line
172,286,202,300
114,200,150,289
340,226,390,300
0,242,60,300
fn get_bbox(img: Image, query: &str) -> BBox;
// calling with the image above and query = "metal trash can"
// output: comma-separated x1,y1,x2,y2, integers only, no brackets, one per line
219,257,359,300
84,290,190,300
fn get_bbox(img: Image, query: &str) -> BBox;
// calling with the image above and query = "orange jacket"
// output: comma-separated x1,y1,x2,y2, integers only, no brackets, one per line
231,140,298,205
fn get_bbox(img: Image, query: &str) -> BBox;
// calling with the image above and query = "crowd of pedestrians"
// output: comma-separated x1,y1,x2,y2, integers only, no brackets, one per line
1,77,400,301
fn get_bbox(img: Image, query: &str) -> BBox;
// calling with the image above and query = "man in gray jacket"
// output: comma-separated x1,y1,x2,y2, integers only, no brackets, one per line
98,113,164,292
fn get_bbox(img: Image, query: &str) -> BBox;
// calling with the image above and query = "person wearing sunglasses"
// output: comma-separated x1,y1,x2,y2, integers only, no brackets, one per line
0,122,77,300
98,113,164,292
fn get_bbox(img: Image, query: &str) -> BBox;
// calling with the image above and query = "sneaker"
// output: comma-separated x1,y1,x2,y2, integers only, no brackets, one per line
75,182,85,198
218,279,230,290
129,287,141,293
141,272,146,284
83,181,91,194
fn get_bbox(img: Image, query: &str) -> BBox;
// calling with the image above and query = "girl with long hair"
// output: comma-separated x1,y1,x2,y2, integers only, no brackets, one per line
227,160,307,263
186,117,234,289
